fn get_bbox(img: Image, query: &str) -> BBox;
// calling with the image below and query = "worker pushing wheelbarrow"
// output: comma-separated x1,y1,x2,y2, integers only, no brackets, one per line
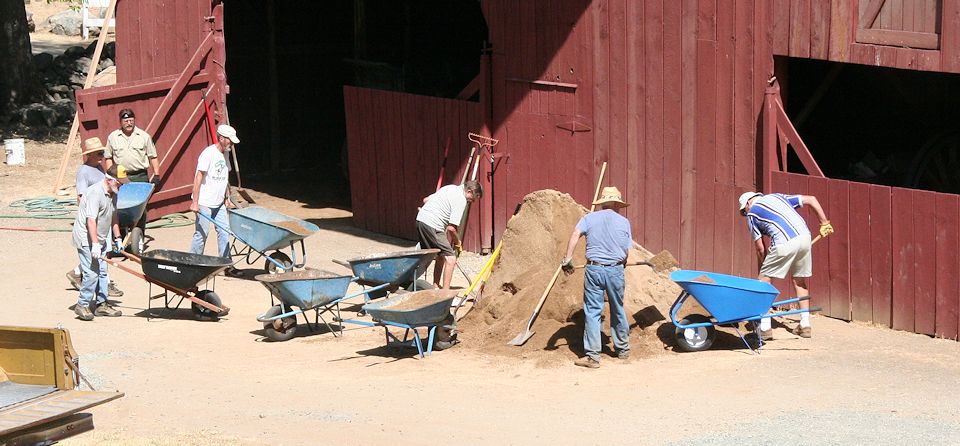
198,206,320,274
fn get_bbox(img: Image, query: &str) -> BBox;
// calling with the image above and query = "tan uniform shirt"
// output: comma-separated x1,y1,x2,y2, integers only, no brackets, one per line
105,126,157,171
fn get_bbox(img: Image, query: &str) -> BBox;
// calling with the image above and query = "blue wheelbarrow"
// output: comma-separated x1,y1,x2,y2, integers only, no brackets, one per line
338,289,460,358
254,269,392,342
116,182,155,255
332,249,439,300
198,206,320,273
669,270,821,353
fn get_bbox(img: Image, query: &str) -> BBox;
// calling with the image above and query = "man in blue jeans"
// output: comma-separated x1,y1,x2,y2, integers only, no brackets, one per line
189,125,238,259
562,186,633,368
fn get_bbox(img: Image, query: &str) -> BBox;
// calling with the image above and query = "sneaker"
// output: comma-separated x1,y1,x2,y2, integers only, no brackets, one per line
108,281,124,297
66,270,81,290
74,305,94,321
94,303,122,317
793,325,812,338
574,357,601,368
617,350,630,360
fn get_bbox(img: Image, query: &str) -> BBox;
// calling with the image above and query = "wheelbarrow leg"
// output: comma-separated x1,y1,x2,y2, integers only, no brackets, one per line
425,326,437,357
411,327,425,358
733,324,760,355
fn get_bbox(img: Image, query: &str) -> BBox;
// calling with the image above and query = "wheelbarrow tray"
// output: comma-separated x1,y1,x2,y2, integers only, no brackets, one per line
255,269,353,309
362,289,458,326
227,206,320,252
140,249,234,290
670,270,780,323
116,182,155,227
347,249,440,287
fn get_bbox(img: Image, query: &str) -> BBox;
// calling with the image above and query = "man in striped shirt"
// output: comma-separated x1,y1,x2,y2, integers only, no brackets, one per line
738,191,833,339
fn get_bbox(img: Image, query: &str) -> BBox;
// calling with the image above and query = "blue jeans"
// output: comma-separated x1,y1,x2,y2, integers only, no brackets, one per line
191,205,231,258
583,264,630,360
77,245,108,308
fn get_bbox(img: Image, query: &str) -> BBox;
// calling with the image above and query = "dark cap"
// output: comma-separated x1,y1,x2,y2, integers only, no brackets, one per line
119,108,135,120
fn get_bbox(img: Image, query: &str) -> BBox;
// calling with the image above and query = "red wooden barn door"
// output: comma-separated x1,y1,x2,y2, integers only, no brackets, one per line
856,0,941,49
75,2,227,219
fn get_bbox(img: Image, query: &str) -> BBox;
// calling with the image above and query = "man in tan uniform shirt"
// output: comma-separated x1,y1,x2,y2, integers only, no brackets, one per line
104,108,161,184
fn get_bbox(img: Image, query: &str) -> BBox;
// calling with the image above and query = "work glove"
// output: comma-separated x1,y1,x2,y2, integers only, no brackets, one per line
114,237,124,254
454,241,463,256
91,242,102,260
819,221,834,238
561,257,574,275
150,175,161,186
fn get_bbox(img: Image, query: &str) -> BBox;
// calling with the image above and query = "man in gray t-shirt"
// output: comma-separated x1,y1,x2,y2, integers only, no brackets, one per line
415,180,481,289
71,166,126,321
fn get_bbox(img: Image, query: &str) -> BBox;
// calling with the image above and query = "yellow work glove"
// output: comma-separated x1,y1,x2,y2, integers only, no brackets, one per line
819,221,834,238
454,241,463,255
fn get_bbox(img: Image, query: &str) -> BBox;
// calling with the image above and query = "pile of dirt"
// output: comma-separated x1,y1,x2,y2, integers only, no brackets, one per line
457,190,683,365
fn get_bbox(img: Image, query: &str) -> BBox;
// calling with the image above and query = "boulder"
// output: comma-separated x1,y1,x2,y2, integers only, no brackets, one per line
63,45,86,59
33,52,54,71
51,98,77,120
27,12,35,33
98,58,114,71
48,10,82,36
20,103,59,127
103,42,116,60
72,57,93,74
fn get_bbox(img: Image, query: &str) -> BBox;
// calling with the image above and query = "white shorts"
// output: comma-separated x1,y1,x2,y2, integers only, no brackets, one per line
760,234,812,279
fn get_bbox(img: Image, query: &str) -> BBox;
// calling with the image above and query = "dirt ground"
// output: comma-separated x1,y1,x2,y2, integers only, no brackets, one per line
2,136,959,445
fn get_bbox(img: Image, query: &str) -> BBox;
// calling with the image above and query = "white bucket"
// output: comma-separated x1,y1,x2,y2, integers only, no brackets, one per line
3,139,25,165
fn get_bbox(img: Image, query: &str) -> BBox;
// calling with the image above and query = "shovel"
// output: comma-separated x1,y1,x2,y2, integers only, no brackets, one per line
507,264,563,346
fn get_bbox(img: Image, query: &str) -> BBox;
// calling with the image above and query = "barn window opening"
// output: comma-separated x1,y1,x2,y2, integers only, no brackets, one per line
782,57,960,195
224,0,488,206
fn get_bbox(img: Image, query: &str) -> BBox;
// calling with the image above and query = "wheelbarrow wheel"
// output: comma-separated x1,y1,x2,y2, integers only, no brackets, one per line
265,252,293,274
674,314,716,352
262,305,297,342
127,226,145,255
192,290,223,321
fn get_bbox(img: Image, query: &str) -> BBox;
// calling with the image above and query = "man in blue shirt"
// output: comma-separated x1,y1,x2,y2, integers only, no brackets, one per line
562,186,633,368
738,191,833,339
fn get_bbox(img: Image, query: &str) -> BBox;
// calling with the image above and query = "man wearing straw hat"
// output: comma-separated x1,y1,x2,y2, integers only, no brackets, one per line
66,137,123,298
562,186,633,368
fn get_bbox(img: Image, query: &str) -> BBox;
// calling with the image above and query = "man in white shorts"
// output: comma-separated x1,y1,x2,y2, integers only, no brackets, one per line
738,191,833,339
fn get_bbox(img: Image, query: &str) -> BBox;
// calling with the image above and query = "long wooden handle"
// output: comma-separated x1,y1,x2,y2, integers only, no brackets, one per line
590,162,608,212
526,265,563,327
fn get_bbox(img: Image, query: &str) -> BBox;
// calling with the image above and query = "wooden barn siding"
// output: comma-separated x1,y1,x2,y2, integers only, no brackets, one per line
343,87,484,248
772,0,960,73
116,0,211,83
772,171,960,340
477,0,771,276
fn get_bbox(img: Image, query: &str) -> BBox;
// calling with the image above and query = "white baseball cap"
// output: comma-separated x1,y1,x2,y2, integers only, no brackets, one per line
217,124,240,144
738,191,762,211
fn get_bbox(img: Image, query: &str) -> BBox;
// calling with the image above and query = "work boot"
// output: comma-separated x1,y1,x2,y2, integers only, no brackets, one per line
792,325,812,338
74,305,94,321
574,357,600,369
617,350,630,360
66,270,81,290
107,281,124,297
758,329,773,341
94,303,122,317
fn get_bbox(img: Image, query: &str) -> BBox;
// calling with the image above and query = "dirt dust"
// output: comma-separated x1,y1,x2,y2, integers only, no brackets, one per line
457,190,684,365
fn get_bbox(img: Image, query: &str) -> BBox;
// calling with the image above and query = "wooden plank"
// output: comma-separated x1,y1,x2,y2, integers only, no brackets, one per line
698,0,717,40
806,175,831,313
733,0,755,189
119,0,142,82
890,0,903,30
848,182,873,322
934,193,960,340
662,0,683,261
829,0,853,61
827,180,851,320
679,0,697,268
608,0,628,201
849,43,878,66
713,1,735,274
624,0,644,243
941,0,960,72
880,0,893,29
343,87,365,230
860,0,886,29
642,0,663,250
592,0,611,183
695,39,717,270
790,0,812,58
913,190,937,335
810,0,831,59
771,0,791,55
891,188,915,331
870,185,893,327
922,0,939,33
902,0,916,32
856,29,941,49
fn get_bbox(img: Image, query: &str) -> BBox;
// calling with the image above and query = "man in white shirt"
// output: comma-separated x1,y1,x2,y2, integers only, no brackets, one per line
415,180,482,289
189,124,238,258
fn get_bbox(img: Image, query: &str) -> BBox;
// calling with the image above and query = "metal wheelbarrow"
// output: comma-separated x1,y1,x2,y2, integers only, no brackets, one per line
198,206,320,273
105,249,233,320
116,182,155,255
254,268,392,342
669,269,821,353
332,249,439,300
339,289,459,358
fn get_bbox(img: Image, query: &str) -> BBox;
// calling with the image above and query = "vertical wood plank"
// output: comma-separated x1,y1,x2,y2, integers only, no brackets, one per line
771,0,791,55
870,185,893,327
827,180,851,320
695,38,718,270
789,0,811,58
644,0,664,251
733,0,755,189
679,0,698,267
806,175,831,313
913,190,937,335
829,0,853,61
713,0,735,274
593,0,611,177
625,0,645,243
608,0,628,201
934,194,959,340
662,0,683,260
890,0,903,29
891,188,915,332
848,182,873,322
942,0,960,73
902,0,916,31
810,0,831,59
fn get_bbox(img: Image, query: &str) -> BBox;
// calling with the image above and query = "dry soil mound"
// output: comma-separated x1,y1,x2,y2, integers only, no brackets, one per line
458,190,682,365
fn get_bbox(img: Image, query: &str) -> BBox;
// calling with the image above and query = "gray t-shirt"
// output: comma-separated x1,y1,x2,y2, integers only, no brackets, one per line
416,184,467,231
71,182,117,248
575,209,632,265
75,164,105,197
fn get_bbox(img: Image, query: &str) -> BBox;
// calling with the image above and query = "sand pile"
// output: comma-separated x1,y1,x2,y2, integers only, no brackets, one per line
457,190,683,365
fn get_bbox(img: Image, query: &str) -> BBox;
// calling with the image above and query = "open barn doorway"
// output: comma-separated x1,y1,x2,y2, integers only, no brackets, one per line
223,0,487,207
779,57,960,194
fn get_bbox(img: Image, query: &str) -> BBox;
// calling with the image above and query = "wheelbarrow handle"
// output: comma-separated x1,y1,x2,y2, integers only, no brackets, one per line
573,261,654,269
332,259,352,270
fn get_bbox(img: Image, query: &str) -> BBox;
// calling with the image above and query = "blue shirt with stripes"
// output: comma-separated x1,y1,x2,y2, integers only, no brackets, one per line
745,193,810,246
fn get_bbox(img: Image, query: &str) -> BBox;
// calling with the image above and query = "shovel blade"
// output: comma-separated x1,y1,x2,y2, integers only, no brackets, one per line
507,329,535,346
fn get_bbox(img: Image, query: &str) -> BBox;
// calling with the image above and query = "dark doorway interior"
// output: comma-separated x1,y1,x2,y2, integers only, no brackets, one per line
783,57,960,194
224,0,487,207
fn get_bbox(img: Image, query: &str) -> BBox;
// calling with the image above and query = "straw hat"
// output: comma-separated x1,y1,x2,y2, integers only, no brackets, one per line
592,186,629,208
81,137,105,156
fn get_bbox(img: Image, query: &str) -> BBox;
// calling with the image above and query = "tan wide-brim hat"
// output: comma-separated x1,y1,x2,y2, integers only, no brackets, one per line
592,186,629,208
81,137,105,156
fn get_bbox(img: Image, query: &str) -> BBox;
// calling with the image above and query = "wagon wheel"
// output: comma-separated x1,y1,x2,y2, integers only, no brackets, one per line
674,314,716,352
265,252,293,274
261,305,297,342
192,290,223,321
